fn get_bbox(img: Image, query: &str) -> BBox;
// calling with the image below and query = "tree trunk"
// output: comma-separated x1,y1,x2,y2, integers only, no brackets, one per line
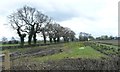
17,28,26,46
43,35,46,44
53,38,56,43
20,37,24,46
28,25,34,45
57,37,60,43
42,32,46,44
20,37,23,46
71,38,74,41
49,37,52,43
63,37,65,42
28,35,32,45
67,37,69,42
33,33,37,45
63,37,66,42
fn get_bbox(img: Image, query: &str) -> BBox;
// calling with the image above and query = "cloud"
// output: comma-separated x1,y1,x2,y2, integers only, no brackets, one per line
0,17,18,40
45,11,78,21
0,0,104,21
0,0,119,40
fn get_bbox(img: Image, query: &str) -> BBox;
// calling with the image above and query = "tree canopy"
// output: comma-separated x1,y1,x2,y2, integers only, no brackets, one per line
8,5,76,46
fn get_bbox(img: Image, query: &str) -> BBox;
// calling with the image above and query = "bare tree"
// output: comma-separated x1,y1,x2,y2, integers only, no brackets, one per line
69,30,75,41
46,23,61,43
16,6,37,45
62,27,70,42
52,23,63,43
15,6,49,45
8,13,26,46
35,12,50,44
8,5,76,45
45,19,55,43
2,37,8,44
61,27,75,42
46,23,75,43
79,32,91,41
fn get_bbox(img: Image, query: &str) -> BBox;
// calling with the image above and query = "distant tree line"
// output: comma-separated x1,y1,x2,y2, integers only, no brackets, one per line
2,37,19,44
5,6,119,45
79,32,94,41
78,32,119,41
96,35,119,40
7,6,75,46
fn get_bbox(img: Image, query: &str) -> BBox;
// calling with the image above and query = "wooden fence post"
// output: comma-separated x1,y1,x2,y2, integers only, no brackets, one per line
3,50,10,70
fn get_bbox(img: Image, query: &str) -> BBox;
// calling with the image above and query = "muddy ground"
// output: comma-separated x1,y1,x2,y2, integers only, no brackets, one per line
10,57,118,70
10,47,118,70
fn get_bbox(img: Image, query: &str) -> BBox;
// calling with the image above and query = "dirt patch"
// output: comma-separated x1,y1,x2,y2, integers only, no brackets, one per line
10,58,118,70
10,48,63,60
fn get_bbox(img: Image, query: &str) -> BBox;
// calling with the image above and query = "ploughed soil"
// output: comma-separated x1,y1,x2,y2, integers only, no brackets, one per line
10,45,64,60
9,47,119,71
10,57,118,70
10,48,63,60
2,43,119,71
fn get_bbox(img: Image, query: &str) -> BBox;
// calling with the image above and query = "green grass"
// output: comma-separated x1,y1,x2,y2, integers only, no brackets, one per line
95,42,119,55
2,42,109,63
2,46,45,53
2,43,64,53
100,43,118,49
0,44,20,47
0,41,51,47
32,42,108,62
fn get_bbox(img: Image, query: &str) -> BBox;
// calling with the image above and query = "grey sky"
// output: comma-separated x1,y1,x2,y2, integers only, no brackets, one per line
0,0,119,40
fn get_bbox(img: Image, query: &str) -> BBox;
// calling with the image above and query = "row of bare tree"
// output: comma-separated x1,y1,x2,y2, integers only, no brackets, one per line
8,6,75,46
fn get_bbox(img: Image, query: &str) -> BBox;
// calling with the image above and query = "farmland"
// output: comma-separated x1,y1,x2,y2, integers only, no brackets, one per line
1,40,119,70
92,40,119,46
0,2,119,72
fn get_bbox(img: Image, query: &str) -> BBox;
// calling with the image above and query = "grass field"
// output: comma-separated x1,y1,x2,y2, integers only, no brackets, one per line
0,43,18,47
0,41,51,47
1,41,118,70
32,46,107,62
10,42,108,64
93,40,119,46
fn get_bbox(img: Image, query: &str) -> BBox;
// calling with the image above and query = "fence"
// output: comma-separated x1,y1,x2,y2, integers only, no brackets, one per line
0,50,10,71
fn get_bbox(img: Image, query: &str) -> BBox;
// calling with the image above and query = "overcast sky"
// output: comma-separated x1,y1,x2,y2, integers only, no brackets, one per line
0,0,119,40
